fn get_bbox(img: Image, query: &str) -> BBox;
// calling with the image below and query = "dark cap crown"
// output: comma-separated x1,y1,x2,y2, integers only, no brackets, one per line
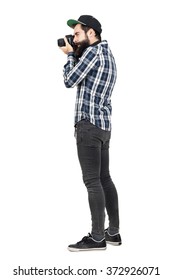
78,15,102,34
67,15,102,34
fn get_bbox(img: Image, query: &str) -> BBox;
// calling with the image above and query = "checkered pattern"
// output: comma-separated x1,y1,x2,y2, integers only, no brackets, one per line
63,41,117,131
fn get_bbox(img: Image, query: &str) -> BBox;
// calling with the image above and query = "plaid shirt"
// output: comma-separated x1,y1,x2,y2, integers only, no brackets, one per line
63,40,117,131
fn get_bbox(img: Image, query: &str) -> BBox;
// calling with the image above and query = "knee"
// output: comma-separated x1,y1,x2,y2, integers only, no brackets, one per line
101,174,114,188
83,176,101,191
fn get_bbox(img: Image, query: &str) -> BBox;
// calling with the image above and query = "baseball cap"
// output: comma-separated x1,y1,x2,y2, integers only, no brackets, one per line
67,15,102,34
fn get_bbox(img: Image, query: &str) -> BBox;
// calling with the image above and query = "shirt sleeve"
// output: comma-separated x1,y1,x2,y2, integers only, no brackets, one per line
63,47,98,88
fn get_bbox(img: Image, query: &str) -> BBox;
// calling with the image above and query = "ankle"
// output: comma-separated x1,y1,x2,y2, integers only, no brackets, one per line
91,233,105,242
107,227,119,236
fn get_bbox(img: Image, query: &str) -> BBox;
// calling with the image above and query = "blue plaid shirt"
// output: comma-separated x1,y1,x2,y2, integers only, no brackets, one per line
63,40,117,131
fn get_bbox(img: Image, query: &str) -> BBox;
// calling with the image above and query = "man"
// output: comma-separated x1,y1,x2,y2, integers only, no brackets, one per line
59,15,121,251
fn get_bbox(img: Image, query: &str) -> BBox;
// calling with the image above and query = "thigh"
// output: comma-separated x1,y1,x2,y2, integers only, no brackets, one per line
76,121,102,179
77,145,101,180
76,120,102,148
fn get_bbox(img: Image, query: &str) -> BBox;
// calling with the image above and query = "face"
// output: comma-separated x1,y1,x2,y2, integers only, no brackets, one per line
73,24,89,45
73,24,90,58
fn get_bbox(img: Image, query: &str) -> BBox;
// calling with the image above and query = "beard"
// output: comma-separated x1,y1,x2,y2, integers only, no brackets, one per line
73,37,90,59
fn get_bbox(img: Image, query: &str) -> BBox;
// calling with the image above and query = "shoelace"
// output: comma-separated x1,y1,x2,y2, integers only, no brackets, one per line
77,233,92,244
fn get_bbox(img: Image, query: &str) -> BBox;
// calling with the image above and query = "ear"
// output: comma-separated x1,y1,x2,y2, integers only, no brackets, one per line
86,28,94,37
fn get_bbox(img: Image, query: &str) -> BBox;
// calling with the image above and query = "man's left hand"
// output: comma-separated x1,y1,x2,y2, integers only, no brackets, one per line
59,37,74,54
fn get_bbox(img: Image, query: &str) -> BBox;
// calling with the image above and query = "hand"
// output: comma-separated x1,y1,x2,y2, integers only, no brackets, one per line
59,36,74,54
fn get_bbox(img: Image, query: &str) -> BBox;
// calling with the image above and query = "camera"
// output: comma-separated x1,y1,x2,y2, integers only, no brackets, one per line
57,34,74,48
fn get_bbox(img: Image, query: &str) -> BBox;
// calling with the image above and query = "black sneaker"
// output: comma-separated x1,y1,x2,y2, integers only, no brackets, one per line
105,228,122,246
68,233,107,252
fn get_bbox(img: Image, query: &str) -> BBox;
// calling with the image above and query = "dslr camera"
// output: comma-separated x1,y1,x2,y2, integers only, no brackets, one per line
57,34,74,48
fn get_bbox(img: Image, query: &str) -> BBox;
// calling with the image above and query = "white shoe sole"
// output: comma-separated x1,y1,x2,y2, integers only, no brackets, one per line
106,241,122,246
68,246,107,252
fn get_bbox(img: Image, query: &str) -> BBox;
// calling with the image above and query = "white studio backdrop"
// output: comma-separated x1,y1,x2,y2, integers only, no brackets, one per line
0,0,173,279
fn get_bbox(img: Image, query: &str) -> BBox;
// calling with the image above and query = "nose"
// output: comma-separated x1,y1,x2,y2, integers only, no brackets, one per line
73,36,78,44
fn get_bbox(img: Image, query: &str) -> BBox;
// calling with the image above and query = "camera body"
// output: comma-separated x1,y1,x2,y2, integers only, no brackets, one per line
57,34,74,48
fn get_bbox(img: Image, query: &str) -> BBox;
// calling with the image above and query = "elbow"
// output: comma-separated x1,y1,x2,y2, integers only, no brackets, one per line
64,81,72,88
64,79,75,88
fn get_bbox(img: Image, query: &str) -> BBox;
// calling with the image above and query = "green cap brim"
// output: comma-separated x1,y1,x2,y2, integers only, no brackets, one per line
67,19,86,28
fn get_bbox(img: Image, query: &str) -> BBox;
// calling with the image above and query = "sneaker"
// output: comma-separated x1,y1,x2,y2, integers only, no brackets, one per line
68,233,107,252
105,228,122,246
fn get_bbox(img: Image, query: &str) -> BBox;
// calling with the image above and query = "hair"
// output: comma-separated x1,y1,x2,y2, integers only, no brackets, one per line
81,25,101,42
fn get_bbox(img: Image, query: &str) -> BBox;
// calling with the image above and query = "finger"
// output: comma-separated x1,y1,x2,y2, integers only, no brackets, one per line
64,37,69,45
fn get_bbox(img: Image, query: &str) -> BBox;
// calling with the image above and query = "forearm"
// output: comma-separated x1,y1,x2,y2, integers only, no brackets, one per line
63,47,98,88
63,52,78,87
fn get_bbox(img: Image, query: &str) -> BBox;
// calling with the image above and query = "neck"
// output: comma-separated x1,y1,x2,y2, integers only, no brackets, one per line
90,39,99,45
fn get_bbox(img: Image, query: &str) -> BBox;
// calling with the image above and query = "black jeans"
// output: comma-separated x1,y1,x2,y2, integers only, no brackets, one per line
76,120,119,240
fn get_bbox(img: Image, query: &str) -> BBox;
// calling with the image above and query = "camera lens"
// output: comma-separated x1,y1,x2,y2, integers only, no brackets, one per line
57,38,65,47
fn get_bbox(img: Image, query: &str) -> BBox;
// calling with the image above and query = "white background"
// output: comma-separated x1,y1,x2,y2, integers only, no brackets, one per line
0,0,173,279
